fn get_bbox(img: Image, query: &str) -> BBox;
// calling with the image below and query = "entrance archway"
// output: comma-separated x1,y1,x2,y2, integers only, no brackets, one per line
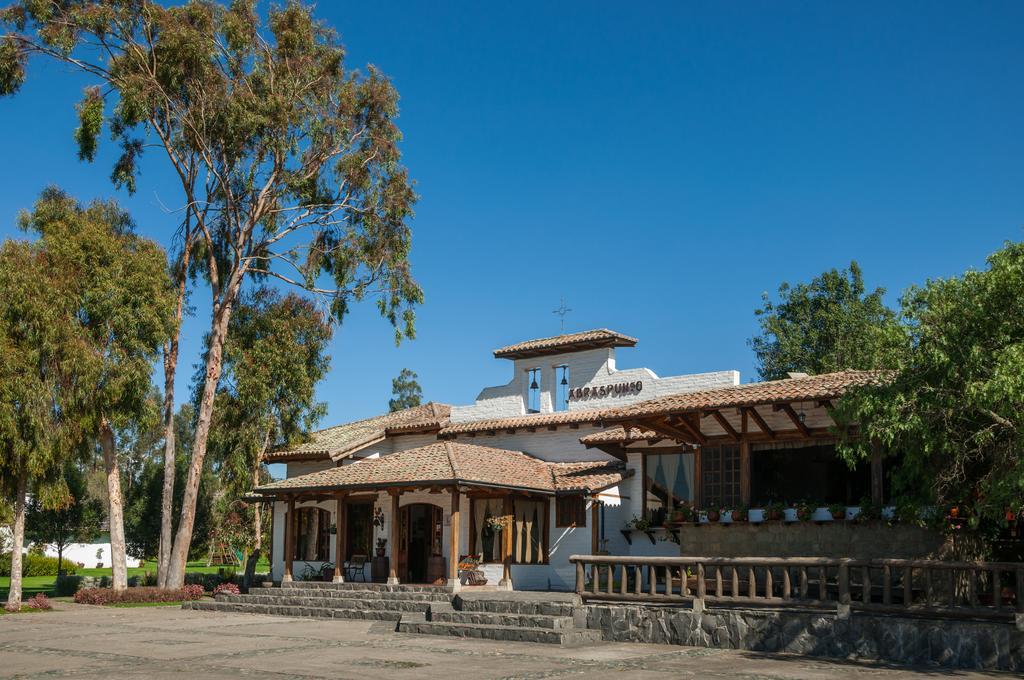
398,503,442,583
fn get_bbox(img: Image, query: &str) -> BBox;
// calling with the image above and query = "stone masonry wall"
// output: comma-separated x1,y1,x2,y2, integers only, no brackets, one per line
586,603,1024,671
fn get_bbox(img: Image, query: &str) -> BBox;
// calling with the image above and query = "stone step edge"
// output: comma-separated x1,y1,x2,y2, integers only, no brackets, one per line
218,595,433,611
187,600,403,621
397,615,603,646
428,602,575,629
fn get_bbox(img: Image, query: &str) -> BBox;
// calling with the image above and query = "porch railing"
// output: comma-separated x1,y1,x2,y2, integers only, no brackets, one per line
569,555,1024,622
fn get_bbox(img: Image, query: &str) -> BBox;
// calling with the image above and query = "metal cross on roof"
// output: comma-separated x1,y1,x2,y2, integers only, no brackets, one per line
552,296,572,332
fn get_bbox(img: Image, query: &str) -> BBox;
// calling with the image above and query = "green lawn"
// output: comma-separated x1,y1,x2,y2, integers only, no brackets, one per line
0,559,268,601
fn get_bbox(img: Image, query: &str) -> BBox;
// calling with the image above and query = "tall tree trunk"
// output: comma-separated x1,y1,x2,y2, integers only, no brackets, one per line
243,433,270,590
157,255,188,588
100,419,128,591
4,475,27,612
165,294,238,587
156,337,179,588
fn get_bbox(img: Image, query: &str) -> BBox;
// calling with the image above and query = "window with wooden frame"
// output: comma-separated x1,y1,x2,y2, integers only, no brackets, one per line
293,507,331,561
555,495,586,528
701,444,741,509
469,496,549,565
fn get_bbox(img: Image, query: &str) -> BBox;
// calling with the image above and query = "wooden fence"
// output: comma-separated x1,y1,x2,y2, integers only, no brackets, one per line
569,555,1024,622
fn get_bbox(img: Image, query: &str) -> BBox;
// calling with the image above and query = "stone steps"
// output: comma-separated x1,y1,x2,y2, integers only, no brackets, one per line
279,581,449,594
454,594,579,617
186,599,403,621
428,601,573,629
250,586,449,602
398,612,603,647
219,594,433,612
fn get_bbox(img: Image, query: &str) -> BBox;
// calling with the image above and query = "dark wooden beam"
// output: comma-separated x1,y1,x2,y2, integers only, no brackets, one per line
704,409,740,441
773,403,811,437
816,399,834,410
669,415,707,445
644,417,700,445
744,407,775,438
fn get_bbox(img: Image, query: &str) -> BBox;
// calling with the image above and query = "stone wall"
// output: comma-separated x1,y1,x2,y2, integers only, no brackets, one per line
675,521,947,560
586,603,1024,671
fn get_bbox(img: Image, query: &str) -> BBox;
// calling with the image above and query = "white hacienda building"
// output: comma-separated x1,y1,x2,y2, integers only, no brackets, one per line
255,329,878,591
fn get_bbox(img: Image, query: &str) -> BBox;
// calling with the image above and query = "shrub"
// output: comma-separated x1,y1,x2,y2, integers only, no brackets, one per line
74,586,206,605
24,593,52,610
0,553,79,577
213,582,240,596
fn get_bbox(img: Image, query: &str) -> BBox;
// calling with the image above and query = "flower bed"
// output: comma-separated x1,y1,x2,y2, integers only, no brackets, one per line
74,584,205,606
213,582,240,596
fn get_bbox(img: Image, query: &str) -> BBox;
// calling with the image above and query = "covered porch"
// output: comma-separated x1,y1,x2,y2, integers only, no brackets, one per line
254,441,625,590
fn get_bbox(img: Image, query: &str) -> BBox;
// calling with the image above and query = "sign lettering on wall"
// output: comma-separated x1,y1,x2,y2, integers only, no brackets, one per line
567,380,643,402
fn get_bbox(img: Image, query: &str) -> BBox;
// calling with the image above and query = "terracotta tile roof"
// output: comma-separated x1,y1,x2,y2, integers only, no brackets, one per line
263,402,451,463
602,370,882,421
439,408,610,437
550,461,632,493
256,442,557,494
492,328,638,359
578,426,665,447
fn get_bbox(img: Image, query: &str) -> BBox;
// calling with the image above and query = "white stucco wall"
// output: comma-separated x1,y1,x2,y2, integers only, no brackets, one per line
450,346,737,423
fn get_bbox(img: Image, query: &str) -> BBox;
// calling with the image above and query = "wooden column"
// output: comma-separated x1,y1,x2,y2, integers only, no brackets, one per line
283,496,295,582
500,494,513,589
693,447,703,510
448,487,461,588
870,443,884,506
333,494,347,583
739,440,751,506
590,495,600,588
388,490,401,584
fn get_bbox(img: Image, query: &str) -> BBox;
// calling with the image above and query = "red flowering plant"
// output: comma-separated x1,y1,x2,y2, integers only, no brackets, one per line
213,582,241,597
23,593,52,610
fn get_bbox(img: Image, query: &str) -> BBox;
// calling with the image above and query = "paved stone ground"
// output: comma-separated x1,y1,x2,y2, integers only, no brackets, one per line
0,602,1012,679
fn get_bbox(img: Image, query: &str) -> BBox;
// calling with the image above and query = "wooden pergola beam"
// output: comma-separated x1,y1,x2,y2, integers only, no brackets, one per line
744,407,775,438
643,417,700,445
668,414,707,446
703,410,739,441
774,403,811,437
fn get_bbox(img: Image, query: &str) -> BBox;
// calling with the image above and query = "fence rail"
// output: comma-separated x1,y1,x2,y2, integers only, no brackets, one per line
569,555,1024,622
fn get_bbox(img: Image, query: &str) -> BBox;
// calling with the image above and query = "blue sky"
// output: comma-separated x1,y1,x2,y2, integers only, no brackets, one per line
1,1,1023,427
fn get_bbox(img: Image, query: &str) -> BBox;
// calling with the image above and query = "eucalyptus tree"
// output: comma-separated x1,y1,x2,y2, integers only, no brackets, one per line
1,0,422,587
26,464,104,575
19,189,175,590
0,238,86,610
203,288,331,585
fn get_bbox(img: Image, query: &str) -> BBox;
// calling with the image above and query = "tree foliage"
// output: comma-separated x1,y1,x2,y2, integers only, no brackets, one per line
834,243,1024,527
750,261,905,380
1,0,422,585
25,464,103,572
203,288,331,548
389,368,423,412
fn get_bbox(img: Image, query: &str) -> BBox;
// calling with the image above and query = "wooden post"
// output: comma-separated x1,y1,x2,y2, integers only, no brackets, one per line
590,496,600,586
739,440,751,506
500,494,513,590
448,487,461,589
869,441,884,507
388,490,400,585
333,494,347,583
837,561,851,619
283,496,295,583
693,447,703,510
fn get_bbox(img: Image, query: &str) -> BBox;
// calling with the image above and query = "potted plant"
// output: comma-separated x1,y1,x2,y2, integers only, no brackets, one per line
730,505,749,523
705,507,721,523
794,501,812,522
766,501,785,521
857,497,882,524
671,502,695,524
828,503,846,521
375,538,387,557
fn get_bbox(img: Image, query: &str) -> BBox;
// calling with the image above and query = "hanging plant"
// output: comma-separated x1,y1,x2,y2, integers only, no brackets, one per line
373,507,385,530
486,514,512,532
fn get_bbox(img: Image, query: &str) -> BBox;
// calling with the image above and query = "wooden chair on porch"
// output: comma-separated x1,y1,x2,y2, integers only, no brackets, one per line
345,554,368,582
